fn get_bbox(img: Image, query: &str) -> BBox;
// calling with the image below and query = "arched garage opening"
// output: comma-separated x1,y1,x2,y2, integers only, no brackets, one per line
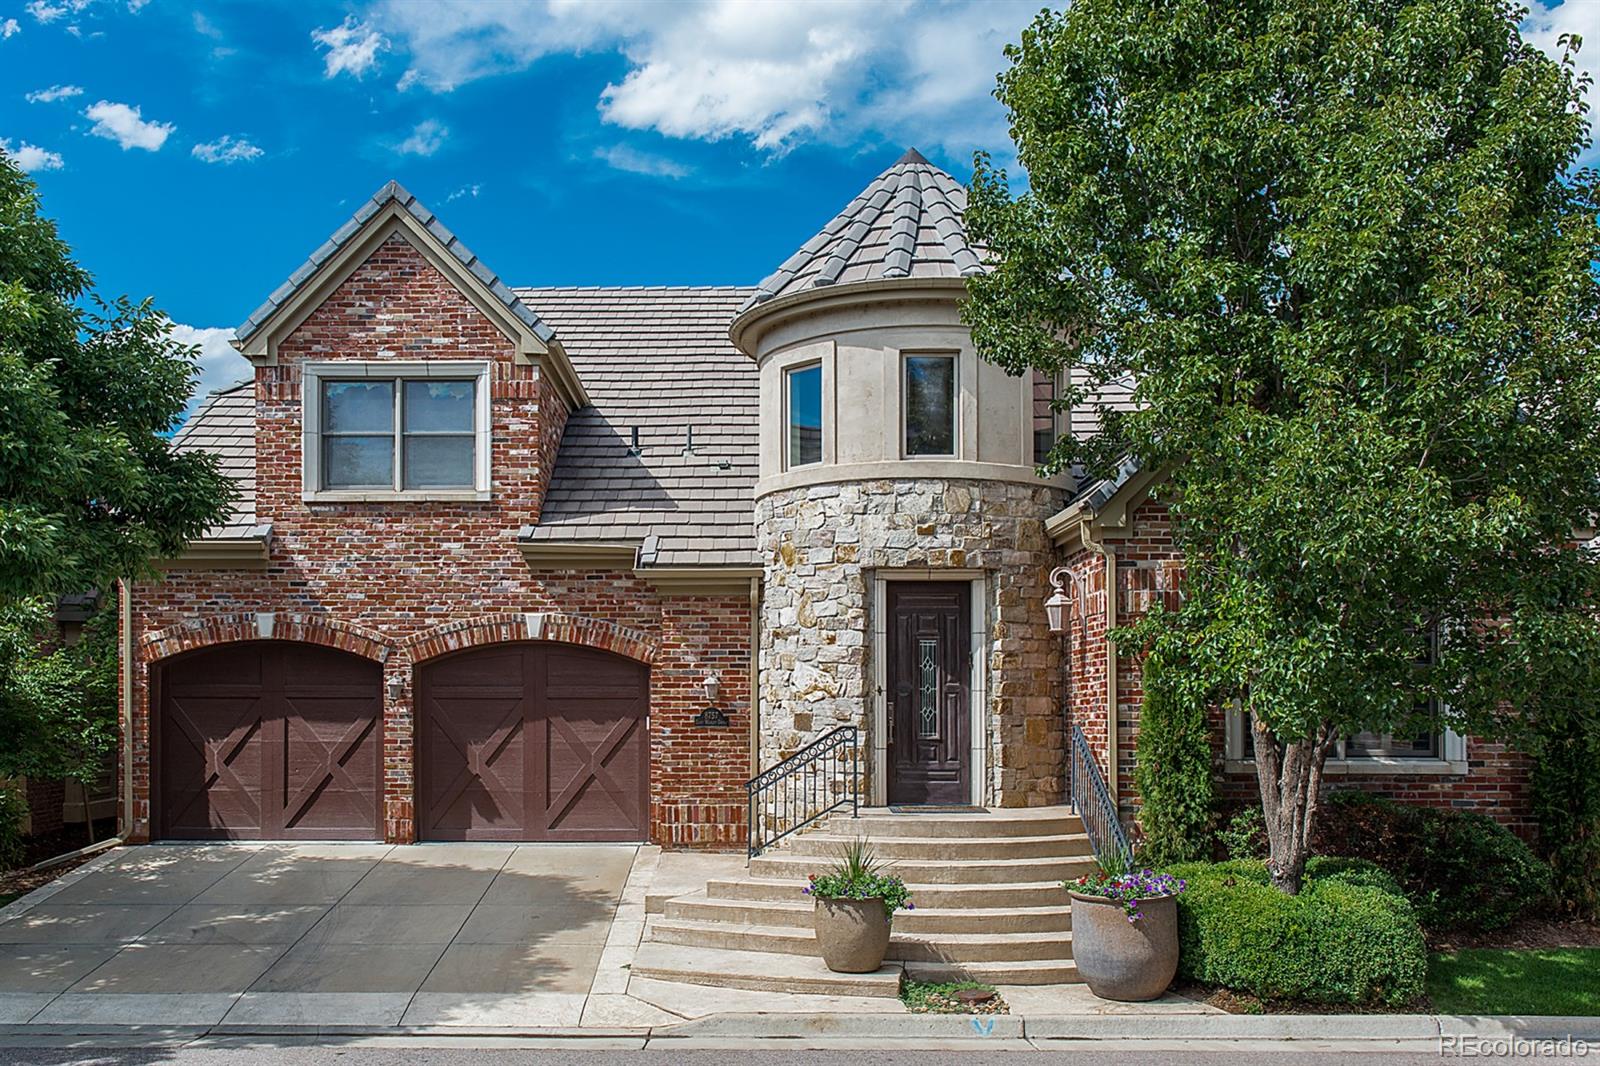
415,642,649,842
153,641,383,840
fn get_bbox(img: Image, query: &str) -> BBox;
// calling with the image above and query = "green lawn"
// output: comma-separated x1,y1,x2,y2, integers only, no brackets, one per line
1429,949,1600,1015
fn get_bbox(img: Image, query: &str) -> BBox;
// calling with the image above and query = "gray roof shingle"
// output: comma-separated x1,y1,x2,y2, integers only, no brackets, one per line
516,286,759,568
234,180,556,349
172,380,267,540
735,148,984,318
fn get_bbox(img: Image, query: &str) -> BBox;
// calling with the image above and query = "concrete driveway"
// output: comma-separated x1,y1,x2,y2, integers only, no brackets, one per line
0,842,644,1028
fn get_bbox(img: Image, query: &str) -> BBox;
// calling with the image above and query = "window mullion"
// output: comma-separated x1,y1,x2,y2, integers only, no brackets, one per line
393,378,403,492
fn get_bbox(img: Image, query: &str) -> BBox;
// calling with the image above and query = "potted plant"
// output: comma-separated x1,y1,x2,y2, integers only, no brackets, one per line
1066,858,1187,1001
803,838,913,972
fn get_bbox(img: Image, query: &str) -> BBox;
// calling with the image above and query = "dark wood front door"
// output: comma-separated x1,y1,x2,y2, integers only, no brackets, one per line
156,642,382,840
887,582,970,805
416,642,649,841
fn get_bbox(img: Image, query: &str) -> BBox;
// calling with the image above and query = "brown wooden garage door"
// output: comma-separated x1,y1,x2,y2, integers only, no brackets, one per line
416,643,649,842
156,642,382,840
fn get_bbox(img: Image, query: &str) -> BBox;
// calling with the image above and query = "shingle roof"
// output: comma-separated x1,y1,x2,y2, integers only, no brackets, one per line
172,380,268,540
234,180,556,349
513,287,759,568
735,148,984,318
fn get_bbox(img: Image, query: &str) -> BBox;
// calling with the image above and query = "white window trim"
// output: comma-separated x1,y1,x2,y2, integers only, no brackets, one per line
1223,705,1468,776
901,351,960,459
783,360,824,471
301,361,492,503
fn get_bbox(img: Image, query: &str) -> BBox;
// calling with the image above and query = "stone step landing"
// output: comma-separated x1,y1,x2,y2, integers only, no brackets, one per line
631,806,1090,994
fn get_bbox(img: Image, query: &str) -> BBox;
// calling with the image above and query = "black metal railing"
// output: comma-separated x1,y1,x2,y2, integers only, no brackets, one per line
745,725,859,858
1069,723,1133,870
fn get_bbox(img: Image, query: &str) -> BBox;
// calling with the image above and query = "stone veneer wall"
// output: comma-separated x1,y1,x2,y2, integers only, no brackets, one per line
755,477,1067,807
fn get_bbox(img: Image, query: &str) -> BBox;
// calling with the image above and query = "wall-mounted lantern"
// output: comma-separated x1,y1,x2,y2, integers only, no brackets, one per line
386,675,405,702
693,671,730,727
1045,566,1083,635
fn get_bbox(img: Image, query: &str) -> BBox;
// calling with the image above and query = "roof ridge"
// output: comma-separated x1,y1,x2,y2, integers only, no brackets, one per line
234,180,555,348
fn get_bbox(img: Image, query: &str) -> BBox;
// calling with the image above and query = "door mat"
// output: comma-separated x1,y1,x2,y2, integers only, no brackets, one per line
888,805,988,814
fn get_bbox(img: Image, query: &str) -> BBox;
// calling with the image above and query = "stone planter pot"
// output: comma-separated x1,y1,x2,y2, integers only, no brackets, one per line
1068,890,1179,1001
813,896,892,973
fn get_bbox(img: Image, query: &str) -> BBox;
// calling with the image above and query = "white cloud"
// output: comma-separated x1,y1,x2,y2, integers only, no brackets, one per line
1524,3,1600,159
1,18,19,37
170,324,251,405
362,0,1032,156
84,99,174,151
25,0,68,23
0,139,65,172
445,182,480,201
595,143,689,178
26,83,83,103
192,135,263,164
312,15,386,79
395,118,447,156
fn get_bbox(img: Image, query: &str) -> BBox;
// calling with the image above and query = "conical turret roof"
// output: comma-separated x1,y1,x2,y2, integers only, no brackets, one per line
736,149,984,317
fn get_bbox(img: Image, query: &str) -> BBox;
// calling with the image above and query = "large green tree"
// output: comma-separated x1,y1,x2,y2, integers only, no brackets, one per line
0,157,233,796
0,157,232,600
966,0,1600,891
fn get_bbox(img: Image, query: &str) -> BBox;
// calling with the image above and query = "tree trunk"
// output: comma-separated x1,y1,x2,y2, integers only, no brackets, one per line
1251,714,1336,894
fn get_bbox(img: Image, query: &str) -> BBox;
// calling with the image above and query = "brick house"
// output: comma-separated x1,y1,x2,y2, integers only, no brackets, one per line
120,149,1531,850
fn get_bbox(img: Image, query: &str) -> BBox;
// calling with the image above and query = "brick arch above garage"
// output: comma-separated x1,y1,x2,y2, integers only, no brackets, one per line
139,612,391,665
402,612,661,666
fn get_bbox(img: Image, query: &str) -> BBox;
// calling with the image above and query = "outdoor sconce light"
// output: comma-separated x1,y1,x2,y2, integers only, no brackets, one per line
1046,566,1074,634
386,675,405,702
693,672,730,728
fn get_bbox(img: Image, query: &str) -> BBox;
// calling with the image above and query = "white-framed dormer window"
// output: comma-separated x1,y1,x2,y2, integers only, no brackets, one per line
903,351,958,457
301,361,491,502
1224,707,1468,775
785,361,823,469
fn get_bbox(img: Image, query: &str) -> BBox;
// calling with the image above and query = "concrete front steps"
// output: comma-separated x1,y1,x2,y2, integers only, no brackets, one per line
631,806,1089,996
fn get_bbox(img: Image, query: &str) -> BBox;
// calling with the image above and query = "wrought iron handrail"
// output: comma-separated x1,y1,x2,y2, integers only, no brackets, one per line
1069,724,1133,870
745,725,859,858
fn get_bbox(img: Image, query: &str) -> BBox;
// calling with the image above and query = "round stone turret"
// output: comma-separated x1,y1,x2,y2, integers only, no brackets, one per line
736,150,1067,809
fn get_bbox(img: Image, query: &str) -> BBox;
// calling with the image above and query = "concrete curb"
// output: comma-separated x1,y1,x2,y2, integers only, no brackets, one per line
0,1009,1595,1048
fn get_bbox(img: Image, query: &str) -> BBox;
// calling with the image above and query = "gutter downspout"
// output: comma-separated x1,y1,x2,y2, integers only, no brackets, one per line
749,575,760,777
1079,524,1119,805
116,579,134,839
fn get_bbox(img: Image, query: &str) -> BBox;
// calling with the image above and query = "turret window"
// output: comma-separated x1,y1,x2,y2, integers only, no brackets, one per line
785,362,823,468
904,353,956,456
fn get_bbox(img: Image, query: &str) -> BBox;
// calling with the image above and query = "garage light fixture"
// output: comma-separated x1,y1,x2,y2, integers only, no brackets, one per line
387,675,405,702
700,672,720,704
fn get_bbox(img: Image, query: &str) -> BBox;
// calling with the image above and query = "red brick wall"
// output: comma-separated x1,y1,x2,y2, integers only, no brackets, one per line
1064,493,1535,836
126,232,751,848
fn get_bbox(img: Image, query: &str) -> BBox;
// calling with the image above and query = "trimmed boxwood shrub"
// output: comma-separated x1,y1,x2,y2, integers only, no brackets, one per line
1312,790,1549,932
1168,859,1426,1006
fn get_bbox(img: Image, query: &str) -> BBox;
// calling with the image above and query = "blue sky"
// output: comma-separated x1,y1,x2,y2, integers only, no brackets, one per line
2,0,1594,412
0,0,1048,409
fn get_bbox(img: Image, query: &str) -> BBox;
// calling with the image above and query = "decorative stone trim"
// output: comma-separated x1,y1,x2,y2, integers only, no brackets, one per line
403,612,660,665
139,612,391,664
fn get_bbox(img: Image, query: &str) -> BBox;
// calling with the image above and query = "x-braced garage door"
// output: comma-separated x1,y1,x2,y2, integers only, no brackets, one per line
415,642,649,842
156,642,382,840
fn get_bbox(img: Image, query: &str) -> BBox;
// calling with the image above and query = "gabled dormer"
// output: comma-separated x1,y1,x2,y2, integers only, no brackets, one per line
229,181,585,510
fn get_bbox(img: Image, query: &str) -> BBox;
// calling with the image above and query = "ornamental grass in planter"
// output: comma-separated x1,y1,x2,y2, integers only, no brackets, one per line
1067,861,1188,1001
803,838,913,973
